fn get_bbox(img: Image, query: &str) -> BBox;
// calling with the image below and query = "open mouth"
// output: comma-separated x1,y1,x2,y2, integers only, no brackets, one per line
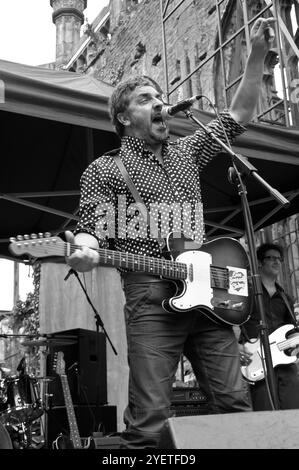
152,115,166,128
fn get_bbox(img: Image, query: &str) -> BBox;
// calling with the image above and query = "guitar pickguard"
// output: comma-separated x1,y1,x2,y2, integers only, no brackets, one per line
168,250,213,311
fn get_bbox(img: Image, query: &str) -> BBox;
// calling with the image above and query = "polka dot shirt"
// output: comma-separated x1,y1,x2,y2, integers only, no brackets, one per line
74,111,246,259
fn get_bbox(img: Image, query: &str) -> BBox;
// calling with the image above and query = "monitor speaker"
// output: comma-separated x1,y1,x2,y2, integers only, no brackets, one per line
159,410,299,448
46,328,107,406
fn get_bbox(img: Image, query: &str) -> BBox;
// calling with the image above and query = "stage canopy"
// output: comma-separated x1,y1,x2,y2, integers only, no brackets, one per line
0,59,298,260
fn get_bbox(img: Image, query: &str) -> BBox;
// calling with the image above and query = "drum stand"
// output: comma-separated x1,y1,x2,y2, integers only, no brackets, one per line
1,347,50,449
38,346,53,449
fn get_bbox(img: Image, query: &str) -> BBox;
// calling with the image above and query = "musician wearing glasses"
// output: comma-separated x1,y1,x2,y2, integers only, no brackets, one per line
239,243,299,411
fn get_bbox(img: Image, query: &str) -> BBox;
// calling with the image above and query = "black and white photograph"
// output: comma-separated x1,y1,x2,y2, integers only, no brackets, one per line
0,0,299,456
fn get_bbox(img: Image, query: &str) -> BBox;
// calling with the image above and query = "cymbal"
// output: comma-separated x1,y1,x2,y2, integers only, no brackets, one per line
21,338,76,348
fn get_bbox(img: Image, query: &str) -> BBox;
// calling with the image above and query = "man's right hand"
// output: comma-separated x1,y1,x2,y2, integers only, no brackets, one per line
65,230,100,272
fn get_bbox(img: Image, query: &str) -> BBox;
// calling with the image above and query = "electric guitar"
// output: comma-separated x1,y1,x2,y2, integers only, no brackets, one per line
241,324,299,383
9,232,252,326
52,351,93,449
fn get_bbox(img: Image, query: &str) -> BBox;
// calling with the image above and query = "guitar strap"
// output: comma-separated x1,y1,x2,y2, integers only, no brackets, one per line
240,288,298,343
114,154,150,226
112,151,165,249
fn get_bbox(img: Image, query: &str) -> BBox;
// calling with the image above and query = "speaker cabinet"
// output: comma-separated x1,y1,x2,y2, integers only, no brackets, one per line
159,410,299,449
46,328,107,406
47,404,117,446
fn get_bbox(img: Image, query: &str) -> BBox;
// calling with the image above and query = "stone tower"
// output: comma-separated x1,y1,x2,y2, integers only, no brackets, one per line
109,0,125,31
50,0,87,67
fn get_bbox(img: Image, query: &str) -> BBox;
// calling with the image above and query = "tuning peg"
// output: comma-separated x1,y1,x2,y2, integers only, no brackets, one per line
38,233,44,238
44,232,51,238
30,233,37,239
24,234,30,240
9,237,16,242
17,235,24,241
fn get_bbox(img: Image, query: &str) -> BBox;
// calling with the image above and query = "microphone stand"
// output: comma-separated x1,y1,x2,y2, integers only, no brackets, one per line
64,269,117,357
184,108,290,410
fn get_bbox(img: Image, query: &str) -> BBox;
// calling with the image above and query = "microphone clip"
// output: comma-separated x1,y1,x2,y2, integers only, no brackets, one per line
64,268,76,281
161,95,203,119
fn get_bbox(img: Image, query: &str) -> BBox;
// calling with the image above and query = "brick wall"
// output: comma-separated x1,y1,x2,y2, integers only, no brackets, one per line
92,0,223,105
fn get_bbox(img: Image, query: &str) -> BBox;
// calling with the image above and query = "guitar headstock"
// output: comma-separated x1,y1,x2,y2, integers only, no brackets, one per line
9,233,65,259
53,351,66,376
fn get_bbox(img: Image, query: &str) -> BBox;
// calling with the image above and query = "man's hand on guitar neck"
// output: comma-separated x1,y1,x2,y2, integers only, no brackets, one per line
65,231,100,273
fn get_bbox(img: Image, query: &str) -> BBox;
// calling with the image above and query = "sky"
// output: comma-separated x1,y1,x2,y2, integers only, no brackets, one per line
0,0,109,66
0,0,109,311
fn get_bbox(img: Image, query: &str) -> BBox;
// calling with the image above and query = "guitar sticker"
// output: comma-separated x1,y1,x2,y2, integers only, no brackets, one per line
227,267,248,296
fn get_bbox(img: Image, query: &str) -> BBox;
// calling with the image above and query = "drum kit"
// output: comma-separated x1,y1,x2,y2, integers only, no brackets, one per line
0,335,75,449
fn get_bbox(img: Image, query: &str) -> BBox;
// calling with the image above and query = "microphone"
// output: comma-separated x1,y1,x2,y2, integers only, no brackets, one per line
162,95,202,119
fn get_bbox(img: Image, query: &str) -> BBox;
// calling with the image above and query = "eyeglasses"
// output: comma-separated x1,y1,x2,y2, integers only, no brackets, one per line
263,256,283,262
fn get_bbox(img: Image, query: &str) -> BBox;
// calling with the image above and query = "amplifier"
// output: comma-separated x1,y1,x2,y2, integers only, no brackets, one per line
46,328,107,406
171,387,209,417
170,404,209,417
171,387,207,405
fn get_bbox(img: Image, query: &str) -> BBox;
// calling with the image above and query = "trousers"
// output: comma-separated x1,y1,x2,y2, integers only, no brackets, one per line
121,278,251,448
250,364,299,410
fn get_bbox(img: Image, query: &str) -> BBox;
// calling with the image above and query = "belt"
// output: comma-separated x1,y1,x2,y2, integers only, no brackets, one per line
121,272,164,285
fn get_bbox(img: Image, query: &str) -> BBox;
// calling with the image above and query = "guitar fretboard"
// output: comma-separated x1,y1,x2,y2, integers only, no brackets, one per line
70,244,188,279
60,375,82,449
278,335,299,351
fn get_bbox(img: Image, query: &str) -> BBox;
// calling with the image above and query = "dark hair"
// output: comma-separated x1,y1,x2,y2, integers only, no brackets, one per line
256,242,284,261
109,75,164,137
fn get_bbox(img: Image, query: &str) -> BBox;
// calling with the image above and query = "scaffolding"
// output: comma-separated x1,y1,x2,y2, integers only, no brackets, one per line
160,0,299,126
160,0,299,301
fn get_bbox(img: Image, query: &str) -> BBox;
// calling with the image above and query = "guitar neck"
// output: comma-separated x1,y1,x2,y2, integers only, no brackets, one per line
60,375,82,449
279,335,299,352
69,243,187,280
